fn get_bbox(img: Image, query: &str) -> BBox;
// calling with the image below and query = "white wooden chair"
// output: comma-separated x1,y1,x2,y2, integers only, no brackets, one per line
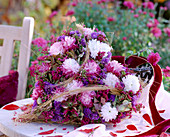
0,17,34,100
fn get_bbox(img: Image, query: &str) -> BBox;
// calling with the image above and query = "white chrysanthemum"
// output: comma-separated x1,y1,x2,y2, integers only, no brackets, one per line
66,80,83,95
88,39,112,59
100,102,118,122
62,58,80,75
49,42,64,55
103,73,120,88
122,75,140,93
99,42,112,56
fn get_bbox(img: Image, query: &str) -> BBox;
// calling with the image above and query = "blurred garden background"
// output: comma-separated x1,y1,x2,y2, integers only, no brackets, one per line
0,0,169,96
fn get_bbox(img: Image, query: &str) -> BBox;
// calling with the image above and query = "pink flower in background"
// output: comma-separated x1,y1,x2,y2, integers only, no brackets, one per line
160,6,168,11
107,17,116,22
162,66,170,77
123,1,134,9
84,60,100,74
31,60,38,65
66,10,75,16
133,14,139,18
138,10,143,14
130,10,134,13
143,11,147,15
122,37,127,40
167,38,170,43
147,19,159,28
147,52,161,66
151,27,162,38
32,37,47,48
49,42,64,55
49,11,58,18
164,28,170,37
143,1,154,10
149,12,154,18
71,2,77,7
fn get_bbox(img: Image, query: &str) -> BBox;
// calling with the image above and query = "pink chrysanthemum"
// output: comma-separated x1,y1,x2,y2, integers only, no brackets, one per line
66,80,83,95
80,91,94,107
49,41,64,55
123,1,134,9
105,60,123,75
143,1,154,10
63,36,76,50
147,52,161,66
62,58,80,76
84,60,100,74
32,87,43,100
151,27,162,38
164,28,170,37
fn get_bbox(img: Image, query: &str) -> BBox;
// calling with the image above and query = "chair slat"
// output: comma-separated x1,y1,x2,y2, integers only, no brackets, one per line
0,26,22,41
0,17,34,100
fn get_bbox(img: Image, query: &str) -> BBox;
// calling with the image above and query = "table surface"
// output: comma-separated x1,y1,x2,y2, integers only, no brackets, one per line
0,98,154,137
0,84,169,137
0,98,76,137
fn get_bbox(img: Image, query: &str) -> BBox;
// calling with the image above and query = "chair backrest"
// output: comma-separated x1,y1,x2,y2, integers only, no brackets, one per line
0,17,34,100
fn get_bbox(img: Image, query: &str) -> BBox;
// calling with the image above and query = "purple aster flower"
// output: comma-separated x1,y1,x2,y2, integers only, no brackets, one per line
108,94,116,102
44,81,55,94
90,112,99,120
91,32,98,39
98,79,104,85
57,35,65,41
35,81,39,88
107,52,112,59
98,31,106,37
81,38,86,46
82,78,89,85
76,30,80,34
69,31,75,35
52,101,63,122
83,108,92,118
101,57,110,64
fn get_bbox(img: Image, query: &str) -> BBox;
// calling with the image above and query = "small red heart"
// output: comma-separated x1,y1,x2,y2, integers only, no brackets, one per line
110,132,117,137
2,104,20,110
143,113,153,125
116,129,127,133
127,124,137,131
